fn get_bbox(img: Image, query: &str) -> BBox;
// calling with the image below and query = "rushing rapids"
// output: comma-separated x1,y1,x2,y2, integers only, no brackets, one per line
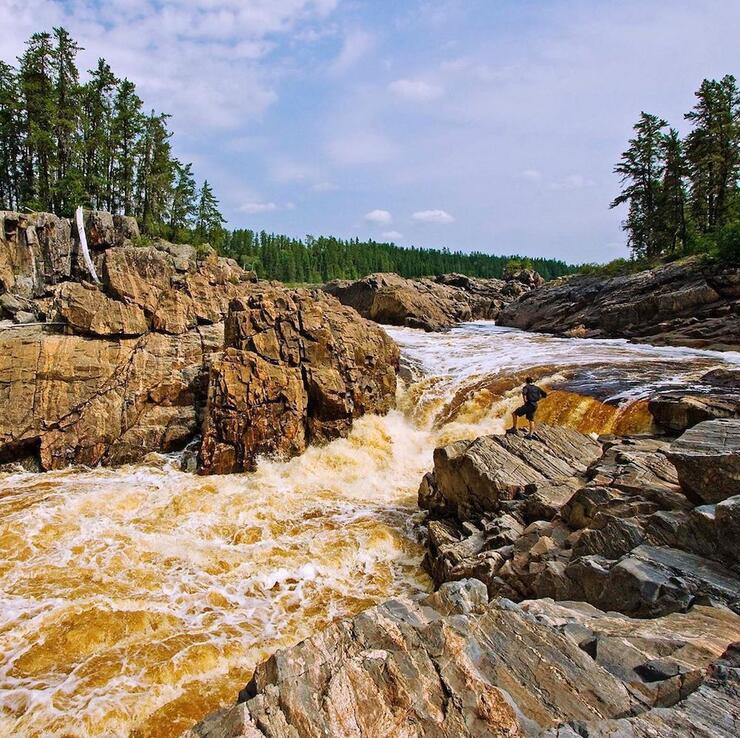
1,322,738,738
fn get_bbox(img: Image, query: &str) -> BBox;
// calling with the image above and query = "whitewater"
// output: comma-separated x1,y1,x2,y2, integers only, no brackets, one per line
0,322,738,738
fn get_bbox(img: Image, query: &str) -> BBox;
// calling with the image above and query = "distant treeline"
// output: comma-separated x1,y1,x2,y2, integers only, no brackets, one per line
220,229,575,282
611,74,739,265
0,28,226,243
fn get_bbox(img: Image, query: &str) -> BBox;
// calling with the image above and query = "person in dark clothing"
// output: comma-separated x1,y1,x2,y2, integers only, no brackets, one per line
507,377,548,436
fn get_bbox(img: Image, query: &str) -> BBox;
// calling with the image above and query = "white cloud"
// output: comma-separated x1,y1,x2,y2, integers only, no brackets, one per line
548,174,595,191
238,201,279,214
412,209,455,224
388,78,443,101
329,30,374,75
312,181,339,192
365,209,393,224
381,230,403,240
521,169,543,183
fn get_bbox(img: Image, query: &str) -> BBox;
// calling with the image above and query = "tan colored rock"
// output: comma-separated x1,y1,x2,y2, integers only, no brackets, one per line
199,286,399,474
151,289,198,334
0,324,207,469
199,348,308,474
102,246,174,313
187,581,740,738
54,282,149,336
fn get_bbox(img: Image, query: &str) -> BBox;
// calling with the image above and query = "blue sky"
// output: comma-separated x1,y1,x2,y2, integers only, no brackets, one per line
1,0,738,262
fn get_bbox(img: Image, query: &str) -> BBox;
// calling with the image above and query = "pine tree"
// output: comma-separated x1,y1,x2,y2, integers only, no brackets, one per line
80,58,117,209
0,61,23,210
169,160,197,240
111,78,144,214
18,32,55,210
684,75,740,233
610,112,667,259
195,180,226,243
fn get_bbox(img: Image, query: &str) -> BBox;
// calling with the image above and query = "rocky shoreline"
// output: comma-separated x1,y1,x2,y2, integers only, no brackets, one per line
496,257,740,351
0,211,399,473
190,420,739,737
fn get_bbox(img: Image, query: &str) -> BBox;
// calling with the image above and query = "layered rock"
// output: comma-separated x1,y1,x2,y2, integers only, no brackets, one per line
187,579,740,738
199,288,399,474
421,425,740,617
323,269,543,331
0,211,399,471
497,257,740,351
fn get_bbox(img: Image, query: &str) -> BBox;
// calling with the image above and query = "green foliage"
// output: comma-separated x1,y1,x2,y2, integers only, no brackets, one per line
714,221,740,265
576,258,650,277
613,75,739,263
219,229,575,283
0,27,222,240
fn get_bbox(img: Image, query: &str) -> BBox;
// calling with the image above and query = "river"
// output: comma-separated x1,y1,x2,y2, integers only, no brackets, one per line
1,322,738,737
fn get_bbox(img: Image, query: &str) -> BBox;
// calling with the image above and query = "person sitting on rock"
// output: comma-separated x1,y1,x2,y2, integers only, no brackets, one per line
507,377,547,436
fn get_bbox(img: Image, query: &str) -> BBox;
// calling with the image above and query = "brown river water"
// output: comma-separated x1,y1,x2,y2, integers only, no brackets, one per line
1,322,738,737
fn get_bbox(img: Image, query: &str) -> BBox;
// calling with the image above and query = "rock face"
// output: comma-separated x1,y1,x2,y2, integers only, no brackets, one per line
323,270,543,331
497,257,740,351
187,579,740,738
0,211,399,471
668,419,740,503
421,426,740,617
198,288,399,474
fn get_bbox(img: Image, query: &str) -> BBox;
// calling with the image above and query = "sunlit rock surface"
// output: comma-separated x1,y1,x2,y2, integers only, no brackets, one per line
188,580,740,738
497,257,740,351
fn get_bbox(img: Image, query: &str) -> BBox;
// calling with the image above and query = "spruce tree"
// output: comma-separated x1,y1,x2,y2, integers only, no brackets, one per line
684,75,740,233
611,112,667,259
18,32,55,210
658,128,688,255
111,78,144,214
81,58,117,209
169,161,197,240
0,61,23,210
195,180,226,244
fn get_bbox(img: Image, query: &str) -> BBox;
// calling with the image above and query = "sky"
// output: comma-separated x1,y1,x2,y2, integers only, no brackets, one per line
0,0,738,263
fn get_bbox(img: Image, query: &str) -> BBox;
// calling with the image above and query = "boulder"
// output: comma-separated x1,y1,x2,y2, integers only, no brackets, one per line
649,392,739,433
324,269,544,331
668,419,740,503
199,288,399,474
428,426,601,519
497,257,740,351
54,282,149,336
187,581,740,738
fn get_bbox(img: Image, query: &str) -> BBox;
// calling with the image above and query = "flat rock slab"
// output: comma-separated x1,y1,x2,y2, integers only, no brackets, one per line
668,419,740,503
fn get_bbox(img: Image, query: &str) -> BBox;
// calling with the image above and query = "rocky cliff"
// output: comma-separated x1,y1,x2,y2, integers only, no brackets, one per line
0,211,399,472
324,269,543,332
497,257,740,351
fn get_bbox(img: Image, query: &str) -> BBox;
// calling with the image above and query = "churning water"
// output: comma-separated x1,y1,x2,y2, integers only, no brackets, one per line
1,322,737,737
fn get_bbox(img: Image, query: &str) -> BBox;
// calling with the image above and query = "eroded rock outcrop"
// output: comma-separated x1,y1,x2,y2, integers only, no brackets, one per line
199,288,399,474
187,579,740,738
323,269,543,331
421,425,740,617
0,211,399,471
497,257,740,351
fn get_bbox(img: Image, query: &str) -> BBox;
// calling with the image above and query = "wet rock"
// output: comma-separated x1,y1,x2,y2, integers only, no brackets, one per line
199,287,399,474
188,582,740,738
649,392,739,433
701,367,740,388
668,419,740,503
497,257,740,351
